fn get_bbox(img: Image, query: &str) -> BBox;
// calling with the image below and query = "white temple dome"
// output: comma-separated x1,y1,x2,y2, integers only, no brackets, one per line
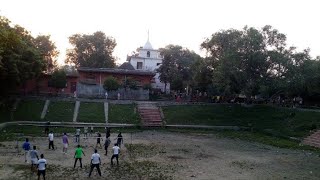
143,40,153,49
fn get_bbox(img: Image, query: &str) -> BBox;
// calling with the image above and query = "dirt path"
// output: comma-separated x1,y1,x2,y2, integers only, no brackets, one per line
0,131,319,179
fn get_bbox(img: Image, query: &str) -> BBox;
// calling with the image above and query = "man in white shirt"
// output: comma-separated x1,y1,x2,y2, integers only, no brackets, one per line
105,91,108,100
48,131,54,150
37,154,47,180
88,149,101,177
111,143,120,166
75,128,80,144
84,126,88,139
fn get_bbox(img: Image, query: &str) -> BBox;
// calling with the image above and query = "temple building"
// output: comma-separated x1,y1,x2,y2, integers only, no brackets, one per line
128,37,170,93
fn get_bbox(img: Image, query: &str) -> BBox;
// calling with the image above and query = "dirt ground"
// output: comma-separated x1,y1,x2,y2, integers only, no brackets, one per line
0,131,319,180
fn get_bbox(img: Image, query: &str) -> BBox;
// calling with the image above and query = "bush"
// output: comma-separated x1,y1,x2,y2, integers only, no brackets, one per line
48,69,67,89
123,77,139,90
143,83,152,90
103,76,120,91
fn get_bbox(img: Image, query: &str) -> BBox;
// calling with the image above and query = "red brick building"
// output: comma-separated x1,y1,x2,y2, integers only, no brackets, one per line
20,66,155,96
20,74,78,95
77,67,155,87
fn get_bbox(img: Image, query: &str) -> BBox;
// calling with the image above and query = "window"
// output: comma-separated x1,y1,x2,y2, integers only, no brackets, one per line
147,51,150,57
137,62,143,69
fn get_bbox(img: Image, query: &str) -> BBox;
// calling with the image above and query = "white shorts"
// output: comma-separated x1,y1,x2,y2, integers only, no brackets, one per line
63,143,68,148
31,158,38,164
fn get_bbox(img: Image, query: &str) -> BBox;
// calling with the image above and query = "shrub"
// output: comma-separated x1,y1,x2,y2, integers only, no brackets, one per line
143,83,152,90
103,76,120,91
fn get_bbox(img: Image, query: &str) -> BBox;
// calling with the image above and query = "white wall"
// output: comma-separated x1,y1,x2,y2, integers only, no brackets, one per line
130,57,162,71
138,49,162,59
129,46,170,93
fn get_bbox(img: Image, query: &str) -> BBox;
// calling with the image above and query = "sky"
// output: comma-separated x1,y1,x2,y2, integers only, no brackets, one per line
0,0,319,65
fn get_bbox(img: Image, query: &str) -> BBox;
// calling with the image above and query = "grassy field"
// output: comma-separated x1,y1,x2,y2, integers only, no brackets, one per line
0,107,11,122
77,102,105,123
45,101,74,122
13,100,44,121
163,104,320,138
0,100,44,122
0,125,141,142
109,104,140,124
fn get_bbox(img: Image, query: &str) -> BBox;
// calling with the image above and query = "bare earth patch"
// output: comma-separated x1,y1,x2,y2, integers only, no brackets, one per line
0,131,319,179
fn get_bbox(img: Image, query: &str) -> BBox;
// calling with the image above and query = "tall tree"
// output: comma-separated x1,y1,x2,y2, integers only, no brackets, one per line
34,35,59,72
0,16,45,97
158,45,201,91
66,31,116,68
48,68,67,93
201,25,315,99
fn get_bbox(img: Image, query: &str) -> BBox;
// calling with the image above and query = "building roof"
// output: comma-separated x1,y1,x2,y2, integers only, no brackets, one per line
78,67,155,76
143,40,153,50
118,62,135,70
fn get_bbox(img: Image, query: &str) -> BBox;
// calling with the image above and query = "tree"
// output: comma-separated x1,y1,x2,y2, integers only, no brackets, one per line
157,53,176,91
0,16,45,97
200,25,320,102
48,69,67,93
123,77,138,90
158,45,201,91
192,58,213,92
66,31,117,68
34,35,59,72
103,76,120,91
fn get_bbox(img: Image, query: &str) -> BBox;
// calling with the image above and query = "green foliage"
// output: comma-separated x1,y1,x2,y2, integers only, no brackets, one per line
201,25,320,99
103,76,120,91
158,45,202,91
34,35,59,72
0,16,46,96
163,104,320,137
49,69,67,90
66,31,116,68
123,77,139,90
143,83,152,90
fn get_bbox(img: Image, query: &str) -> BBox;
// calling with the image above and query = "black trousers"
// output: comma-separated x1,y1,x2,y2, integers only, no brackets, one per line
111,154,119,165
49,141,54,149
37,170,45,180
74,158,82,168
88,164,101,177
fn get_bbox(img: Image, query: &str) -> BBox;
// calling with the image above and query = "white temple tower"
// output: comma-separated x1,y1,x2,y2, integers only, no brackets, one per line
128,35,170,93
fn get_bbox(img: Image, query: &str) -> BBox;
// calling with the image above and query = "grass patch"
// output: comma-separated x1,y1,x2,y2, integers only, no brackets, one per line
0,125,143,142
45,101,74,122
0,125,77,141
163,104,320,138
77,102,105,123
0,108,11,123
0,99,15,122
13,100,44,121
167,128,320,153
109,104,140,124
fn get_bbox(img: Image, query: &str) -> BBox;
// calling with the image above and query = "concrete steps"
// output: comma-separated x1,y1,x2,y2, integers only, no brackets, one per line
302,130,320,148
137,102,163,127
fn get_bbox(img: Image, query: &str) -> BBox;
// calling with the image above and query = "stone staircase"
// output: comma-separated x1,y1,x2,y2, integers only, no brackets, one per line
137,102,163,127
302,130,320,148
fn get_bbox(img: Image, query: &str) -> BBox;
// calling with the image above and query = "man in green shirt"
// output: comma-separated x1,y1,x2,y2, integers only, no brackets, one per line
74,145,85,168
